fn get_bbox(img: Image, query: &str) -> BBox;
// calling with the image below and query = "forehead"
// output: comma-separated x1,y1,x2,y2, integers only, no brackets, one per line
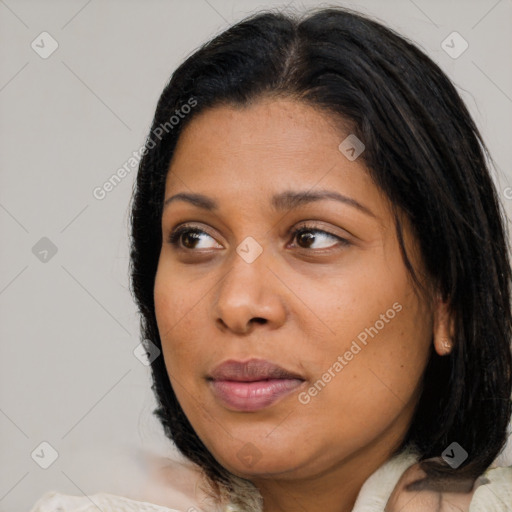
171,97,349,169
164,98,391,222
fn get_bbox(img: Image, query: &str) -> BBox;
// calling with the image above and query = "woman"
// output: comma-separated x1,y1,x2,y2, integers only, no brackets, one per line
31,5,512,512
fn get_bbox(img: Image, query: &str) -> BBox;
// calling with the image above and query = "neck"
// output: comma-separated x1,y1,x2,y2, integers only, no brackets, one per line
252,436,402,512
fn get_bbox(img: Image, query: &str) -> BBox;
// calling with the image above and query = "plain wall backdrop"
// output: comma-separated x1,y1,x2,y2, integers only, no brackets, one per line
1,0,511,511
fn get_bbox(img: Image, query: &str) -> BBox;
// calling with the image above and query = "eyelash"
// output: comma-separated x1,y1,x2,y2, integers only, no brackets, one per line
167,223,351,252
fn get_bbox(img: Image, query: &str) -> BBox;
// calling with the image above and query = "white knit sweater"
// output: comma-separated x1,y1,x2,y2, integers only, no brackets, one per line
29,447,512,512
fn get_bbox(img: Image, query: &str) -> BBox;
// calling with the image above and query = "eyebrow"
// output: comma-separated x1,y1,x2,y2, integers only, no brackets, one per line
163,190,376,217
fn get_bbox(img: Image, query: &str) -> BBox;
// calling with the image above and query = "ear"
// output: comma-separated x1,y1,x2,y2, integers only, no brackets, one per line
432,293,455,357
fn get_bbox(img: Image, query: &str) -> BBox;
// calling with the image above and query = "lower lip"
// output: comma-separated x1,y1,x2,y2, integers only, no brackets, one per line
209,378,304,411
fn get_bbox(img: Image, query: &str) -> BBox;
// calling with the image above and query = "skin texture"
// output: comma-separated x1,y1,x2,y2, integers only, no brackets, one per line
153,97,454,512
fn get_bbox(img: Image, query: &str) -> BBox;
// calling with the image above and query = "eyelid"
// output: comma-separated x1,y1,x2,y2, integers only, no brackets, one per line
288,223,352,250
167,223,222,248
291,221,353,240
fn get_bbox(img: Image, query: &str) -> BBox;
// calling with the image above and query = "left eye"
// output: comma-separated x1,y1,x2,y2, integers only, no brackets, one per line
289,226,349,250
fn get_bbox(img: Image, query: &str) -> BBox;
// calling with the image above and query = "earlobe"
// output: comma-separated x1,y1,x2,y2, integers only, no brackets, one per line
432,294,455,357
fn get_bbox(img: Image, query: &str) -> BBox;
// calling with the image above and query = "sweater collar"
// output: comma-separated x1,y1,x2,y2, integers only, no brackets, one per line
350,445,421,511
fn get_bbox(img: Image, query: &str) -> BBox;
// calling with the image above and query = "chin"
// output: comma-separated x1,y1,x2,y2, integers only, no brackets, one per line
204,437,314,480
224,456,306,480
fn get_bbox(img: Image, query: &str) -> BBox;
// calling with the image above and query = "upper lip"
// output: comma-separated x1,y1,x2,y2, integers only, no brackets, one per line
208,358,305,382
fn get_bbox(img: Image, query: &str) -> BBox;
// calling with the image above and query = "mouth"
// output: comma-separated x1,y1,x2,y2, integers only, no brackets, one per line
206,358,306,412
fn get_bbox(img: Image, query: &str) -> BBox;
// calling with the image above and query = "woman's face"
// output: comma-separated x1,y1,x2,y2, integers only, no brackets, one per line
154,97,441,482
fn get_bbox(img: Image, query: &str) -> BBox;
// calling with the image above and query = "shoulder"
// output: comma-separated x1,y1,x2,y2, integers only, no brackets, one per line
386,461,512,512
28,491,185,512
28,453,215,512
469,465,512,511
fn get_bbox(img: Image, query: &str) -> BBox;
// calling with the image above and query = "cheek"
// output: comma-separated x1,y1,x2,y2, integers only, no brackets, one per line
154,263,223,397
154,266,196,369
294,316,430,465
308,266,424,363
310,300,431,436
304,257,432,414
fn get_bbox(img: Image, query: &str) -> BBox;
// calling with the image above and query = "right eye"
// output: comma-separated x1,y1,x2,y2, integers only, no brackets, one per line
167,225,223,251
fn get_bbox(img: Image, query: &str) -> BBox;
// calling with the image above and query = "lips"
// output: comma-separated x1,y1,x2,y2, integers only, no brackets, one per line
207,359,305,411
208,358,305,382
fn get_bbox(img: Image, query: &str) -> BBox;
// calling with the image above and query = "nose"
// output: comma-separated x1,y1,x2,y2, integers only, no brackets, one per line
213,250,287,335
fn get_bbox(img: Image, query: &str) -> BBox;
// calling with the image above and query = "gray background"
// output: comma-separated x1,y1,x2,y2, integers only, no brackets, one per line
1,0,511,511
